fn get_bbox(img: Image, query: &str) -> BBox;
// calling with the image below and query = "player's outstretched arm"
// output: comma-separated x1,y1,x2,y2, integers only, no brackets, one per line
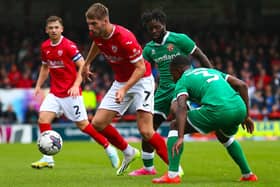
35,64,49,96
192,47,213,68
83,42,100,81
68,58,84,97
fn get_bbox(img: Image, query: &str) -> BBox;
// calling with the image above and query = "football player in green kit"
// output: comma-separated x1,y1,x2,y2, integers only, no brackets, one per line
152,55,258,183
129,9,213,176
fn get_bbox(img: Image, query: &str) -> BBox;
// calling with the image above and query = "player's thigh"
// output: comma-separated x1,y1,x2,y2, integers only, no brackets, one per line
154,88,173,119
187,107,216,134
58,96,88,122
39,94,60,123
99,81,135,115
38,111,57,123
131,75,155,113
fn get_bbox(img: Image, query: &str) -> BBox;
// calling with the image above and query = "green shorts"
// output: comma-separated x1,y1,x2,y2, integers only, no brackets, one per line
187,103,246,136
154,86,174,119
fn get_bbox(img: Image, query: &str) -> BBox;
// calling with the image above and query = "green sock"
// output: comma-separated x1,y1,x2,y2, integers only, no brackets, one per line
142,152,154,168
226,140,251,174
167,135,184,172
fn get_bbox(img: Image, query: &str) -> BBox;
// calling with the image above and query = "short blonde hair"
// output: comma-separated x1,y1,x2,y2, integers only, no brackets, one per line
85,3,109,20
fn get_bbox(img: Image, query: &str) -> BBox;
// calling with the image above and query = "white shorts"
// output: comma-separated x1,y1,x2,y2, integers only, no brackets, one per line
99,75,155,115
40,93,88,122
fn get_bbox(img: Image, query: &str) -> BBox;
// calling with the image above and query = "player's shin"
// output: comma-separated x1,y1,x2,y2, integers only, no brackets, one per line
82,124,109,148
223,137,252,175
148,132,168,164
100,124,128,151
39,123,52,133
167,130,184,176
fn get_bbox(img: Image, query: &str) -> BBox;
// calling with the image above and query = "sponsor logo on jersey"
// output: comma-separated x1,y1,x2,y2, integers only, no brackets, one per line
151,49,156,55
154,52,181,63
47,60,65,68
126,41,133,45
103,53,123,63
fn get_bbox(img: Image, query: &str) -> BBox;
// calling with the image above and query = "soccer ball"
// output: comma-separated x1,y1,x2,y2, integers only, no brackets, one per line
37,130,63,155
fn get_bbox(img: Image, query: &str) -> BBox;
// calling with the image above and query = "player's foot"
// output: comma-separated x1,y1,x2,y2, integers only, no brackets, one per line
106,146,120,168
116,148,140,176
240,173,258,181
179,165,184,177
128,167,157,176
31,157,54,169
152,173,181,184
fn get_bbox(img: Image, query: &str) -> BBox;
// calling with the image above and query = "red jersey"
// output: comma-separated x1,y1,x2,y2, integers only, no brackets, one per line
93,25,151,82
41,36,83,97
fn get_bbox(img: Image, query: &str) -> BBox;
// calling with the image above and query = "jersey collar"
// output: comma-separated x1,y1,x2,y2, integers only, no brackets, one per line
51,36,64,46
154,31,170,46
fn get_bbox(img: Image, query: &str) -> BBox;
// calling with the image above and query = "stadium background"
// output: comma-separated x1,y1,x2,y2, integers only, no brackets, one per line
0,0,280,143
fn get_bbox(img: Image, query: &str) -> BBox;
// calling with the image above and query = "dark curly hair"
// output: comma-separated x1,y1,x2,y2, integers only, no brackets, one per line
141,9,167,29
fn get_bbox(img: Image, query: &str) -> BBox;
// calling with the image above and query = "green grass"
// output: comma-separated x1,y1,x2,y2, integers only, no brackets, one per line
0,141,279,187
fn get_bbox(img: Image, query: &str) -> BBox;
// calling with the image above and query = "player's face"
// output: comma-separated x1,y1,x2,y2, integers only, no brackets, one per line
146,20,166,42
86,17,107,38
45,21,63,42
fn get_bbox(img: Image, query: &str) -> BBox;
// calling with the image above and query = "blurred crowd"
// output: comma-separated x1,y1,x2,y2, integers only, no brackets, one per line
0,27,279,123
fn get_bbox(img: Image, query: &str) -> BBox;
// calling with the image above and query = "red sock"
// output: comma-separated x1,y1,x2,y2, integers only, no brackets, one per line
82,124,109,148
39,123,52,133
100,125,128,151
148,132,169,164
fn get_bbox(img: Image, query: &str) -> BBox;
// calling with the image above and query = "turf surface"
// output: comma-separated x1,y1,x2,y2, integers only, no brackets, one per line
0,140,279,187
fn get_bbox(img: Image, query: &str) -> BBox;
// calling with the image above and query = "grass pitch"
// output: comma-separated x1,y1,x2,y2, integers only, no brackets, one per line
0,140,279,187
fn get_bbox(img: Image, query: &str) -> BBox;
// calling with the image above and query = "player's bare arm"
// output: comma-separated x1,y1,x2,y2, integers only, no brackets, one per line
115,58,146,104
83,42,100,81
172,94,188,157
227,75,254,133
192,47,213,68
68,58,84,97
35,64,49,96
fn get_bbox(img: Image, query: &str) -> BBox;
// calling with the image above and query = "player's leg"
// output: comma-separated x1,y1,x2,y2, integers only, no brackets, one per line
215,130,258,181
129,114,164,176
62,96,120,168
31,94,58,169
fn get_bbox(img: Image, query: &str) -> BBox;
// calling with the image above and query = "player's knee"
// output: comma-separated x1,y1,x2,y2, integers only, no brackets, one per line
215,130,229,143
139,128,153,141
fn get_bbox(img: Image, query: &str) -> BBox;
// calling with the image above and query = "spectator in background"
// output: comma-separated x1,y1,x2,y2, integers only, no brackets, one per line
24,104,38,124
2,104,17,124
8,64,22,88
82,84,97,121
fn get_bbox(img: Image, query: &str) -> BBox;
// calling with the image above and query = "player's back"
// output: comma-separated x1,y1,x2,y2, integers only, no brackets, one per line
178,68,243,110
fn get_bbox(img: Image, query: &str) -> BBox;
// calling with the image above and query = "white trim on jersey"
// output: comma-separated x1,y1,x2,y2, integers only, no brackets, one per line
42,61,47,64
104,25,116,40
177,92,189,99
130,55,143,63
154,31,170,46
190,45,197,55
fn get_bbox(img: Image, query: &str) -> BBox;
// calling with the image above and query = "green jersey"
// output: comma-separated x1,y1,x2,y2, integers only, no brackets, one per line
175,68,242,110
143,31,196,87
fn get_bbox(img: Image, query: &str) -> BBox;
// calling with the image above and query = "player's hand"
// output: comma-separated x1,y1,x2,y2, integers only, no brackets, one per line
115,88,126,104
241,116,254,134
172,137,184,158
34,86,41,96
68,85,80,98
82,65,94,82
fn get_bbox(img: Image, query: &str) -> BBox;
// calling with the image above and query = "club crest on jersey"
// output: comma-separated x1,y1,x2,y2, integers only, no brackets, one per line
167,44,174,52
112,45,118,53
57,50,63,56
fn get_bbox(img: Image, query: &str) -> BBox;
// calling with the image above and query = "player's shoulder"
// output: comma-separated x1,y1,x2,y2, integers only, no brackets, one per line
168,31,189,40
41,39,51,49
114,25,136,41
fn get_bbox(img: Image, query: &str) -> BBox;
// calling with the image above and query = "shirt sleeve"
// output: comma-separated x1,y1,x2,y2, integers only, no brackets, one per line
176,33,196,55
122,33,143,63
66,42,83,62
174,76,189,99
